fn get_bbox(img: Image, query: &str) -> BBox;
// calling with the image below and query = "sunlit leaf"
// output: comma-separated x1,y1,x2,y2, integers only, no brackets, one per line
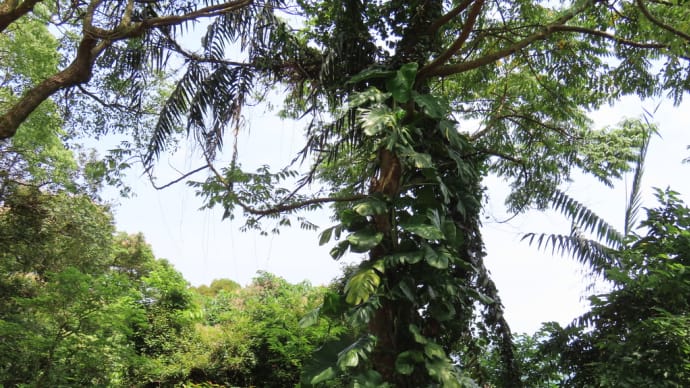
400,222,445,240
345,267,381,305
347,230,384,252
353,199,388,216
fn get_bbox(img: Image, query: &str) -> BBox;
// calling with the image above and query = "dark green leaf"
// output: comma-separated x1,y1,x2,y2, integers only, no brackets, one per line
386,62,419,103
396,350,423,375
413,92,445,119
299,307,320,328
319,225,336,246
384,250,424,266
330,240,350,260
347,67,396,85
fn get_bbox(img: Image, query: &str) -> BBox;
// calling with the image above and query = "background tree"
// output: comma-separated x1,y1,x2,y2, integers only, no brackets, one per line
188,272,347,387
542,189,690,387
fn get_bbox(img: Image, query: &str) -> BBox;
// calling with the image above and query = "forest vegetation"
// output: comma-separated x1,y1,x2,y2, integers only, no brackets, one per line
1,0,690,386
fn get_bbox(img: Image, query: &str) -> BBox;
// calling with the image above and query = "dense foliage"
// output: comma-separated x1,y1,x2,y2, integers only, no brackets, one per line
0,186,345,386
2,0,690,386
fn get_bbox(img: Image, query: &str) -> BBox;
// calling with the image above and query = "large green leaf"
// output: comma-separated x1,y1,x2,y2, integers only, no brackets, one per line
402,151,434,169
424,245,449,269
310,367,337,385
358,105,397,136
395,350,423,375
330,240,350,260
319,225,338,246
345,266,382,305
299,307,320,328
413,91,445,119
347,67,396,85
347,229,384,252
424,341,447,360
409,324,428,344
384,250,424,266
400,221,445,240
353,198,388,216
386,62,419,103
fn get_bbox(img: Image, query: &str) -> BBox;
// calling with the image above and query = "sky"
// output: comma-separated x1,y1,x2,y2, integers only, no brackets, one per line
107,93,690,335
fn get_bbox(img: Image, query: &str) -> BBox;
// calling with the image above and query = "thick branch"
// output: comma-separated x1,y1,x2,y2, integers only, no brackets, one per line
427,0,474,35
0,0,254,140
0,37,106,139
0,0,42,32
419,0,485,79
422,1,593,78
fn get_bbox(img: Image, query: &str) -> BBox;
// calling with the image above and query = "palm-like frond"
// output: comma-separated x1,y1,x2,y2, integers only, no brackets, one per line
624,119,653,237
549,190,625,249
521,232,618,275
522,118,655,275
145,0,288,167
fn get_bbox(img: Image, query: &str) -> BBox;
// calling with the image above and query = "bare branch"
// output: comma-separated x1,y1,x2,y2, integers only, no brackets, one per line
163,32,255,67
237,194,366,216
147,165,209,190
555,25,667,49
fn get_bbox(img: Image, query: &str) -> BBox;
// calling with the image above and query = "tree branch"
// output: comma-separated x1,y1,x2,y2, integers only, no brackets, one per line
636,0,690,43
422,0,593,78
419,0,485,79
147,164,209,190
427,0,474,35
0,0,254,140
0,0,42,32
0,36,106,139
237,194,366,216
163,32,255,67
554,25,667,49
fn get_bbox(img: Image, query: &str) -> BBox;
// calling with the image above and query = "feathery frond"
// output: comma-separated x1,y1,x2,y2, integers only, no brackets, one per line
549,190,625,249
521,232,618,275
624,117,654,237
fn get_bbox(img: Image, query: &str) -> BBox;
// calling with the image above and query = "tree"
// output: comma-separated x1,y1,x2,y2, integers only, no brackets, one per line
0,0,261,139
541,189,690,387
0,189,133,386
0,188,205,386
183,2,687,386
187,272,347,387
5,0,690,385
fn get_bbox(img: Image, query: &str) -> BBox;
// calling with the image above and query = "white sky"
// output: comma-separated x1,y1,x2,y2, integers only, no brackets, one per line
107,93,690,335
